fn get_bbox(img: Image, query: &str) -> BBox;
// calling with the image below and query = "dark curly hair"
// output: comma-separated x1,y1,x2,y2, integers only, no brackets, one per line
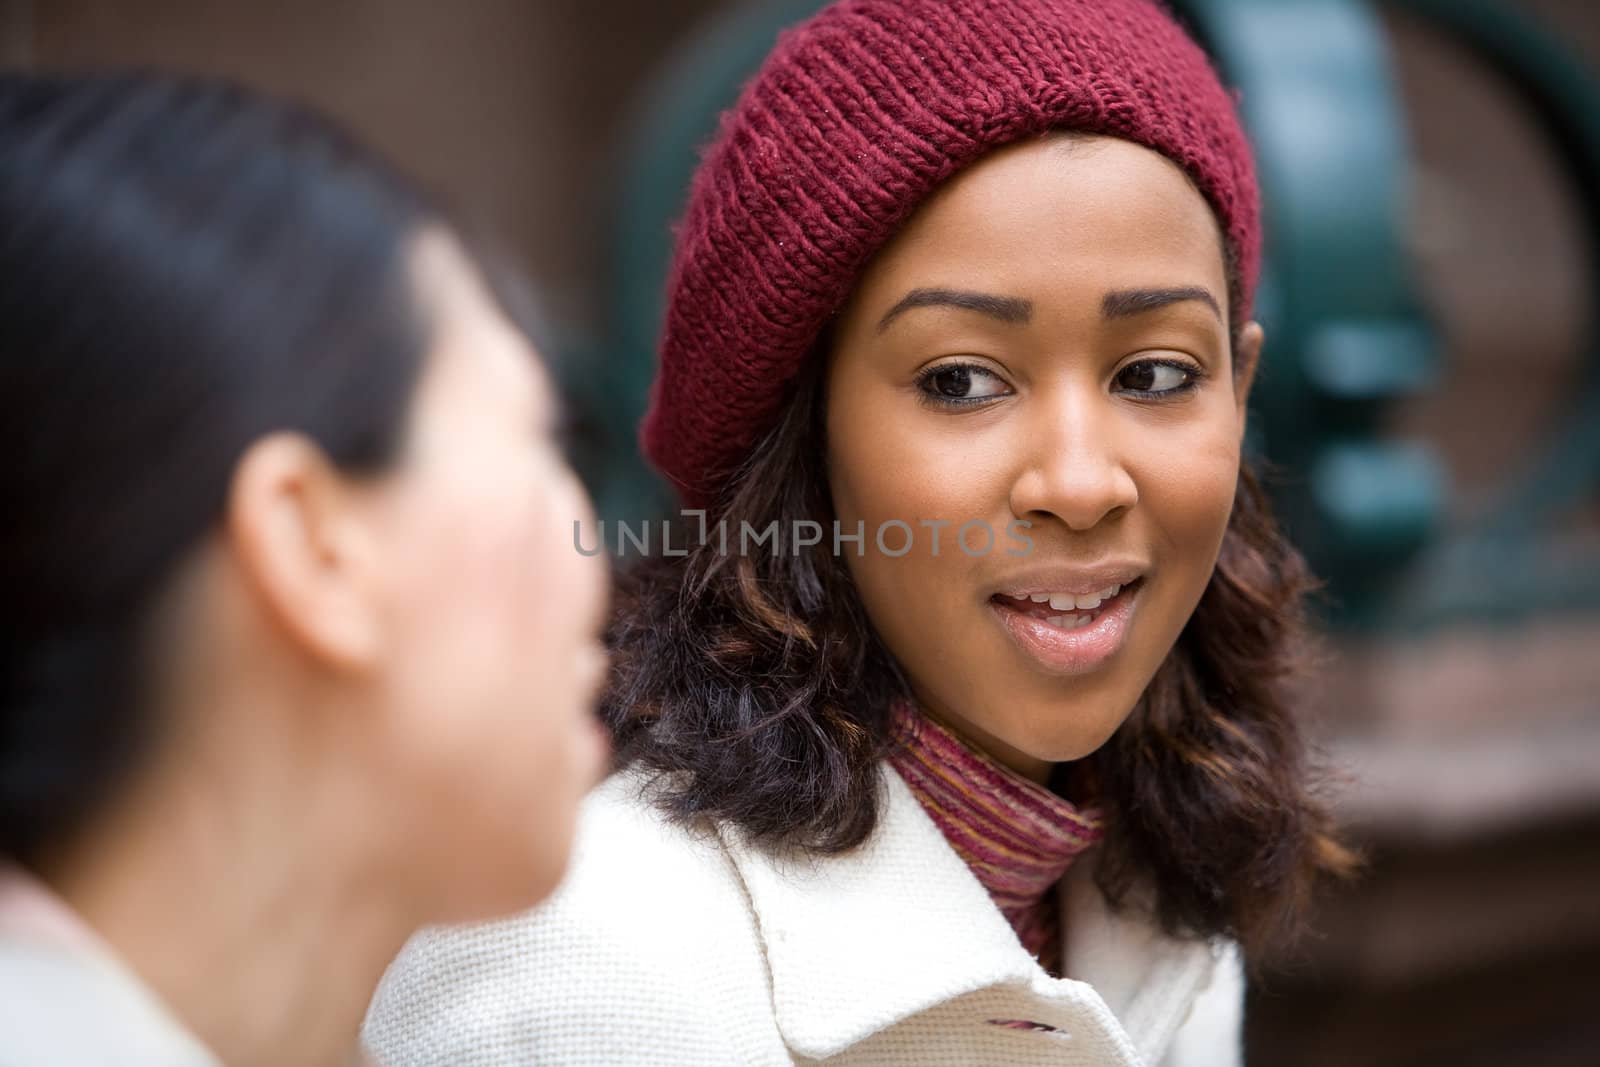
604,304,1354,964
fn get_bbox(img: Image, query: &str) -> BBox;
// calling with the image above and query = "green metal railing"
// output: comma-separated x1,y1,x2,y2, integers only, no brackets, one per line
1375,0,1600,629
1171,0,1444,624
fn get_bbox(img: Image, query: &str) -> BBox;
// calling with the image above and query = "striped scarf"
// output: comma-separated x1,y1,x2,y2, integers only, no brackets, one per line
887,699,1105,975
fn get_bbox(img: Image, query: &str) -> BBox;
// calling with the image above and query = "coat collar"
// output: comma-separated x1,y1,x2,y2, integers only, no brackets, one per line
718,764,1221,1062
1059,851,1227,1063
0,865,224,1067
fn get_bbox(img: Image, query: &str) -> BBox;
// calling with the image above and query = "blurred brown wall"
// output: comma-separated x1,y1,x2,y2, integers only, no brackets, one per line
8,0,725,329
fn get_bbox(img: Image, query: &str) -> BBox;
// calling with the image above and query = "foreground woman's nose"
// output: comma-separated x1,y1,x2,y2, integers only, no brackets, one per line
1006,394,1139,532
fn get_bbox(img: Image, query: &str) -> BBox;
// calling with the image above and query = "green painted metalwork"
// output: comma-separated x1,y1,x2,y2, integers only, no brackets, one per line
1374,0,1600,629
1169,0,1445,621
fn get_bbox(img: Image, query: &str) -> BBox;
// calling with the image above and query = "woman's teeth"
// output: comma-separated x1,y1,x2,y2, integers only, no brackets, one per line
999,582,1129,629
1024,583,1122,612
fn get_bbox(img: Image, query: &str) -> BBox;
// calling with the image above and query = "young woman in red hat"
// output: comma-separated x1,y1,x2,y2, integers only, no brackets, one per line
369,1,1352,1063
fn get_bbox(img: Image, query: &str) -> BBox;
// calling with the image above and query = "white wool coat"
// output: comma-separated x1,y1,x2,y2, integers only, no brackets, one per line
364,765,1244,1066
0,865,220,1067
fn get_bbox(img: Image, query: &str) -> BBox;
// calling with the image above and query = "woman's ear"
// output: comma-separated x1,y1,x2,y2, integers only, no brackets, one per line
225,433,384,672
1232,321,1265,440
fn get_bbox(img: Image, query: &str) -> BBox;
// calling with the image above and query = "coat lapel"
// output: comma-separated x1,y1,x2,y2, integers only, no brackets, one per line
721,763,1223,1063
719,765,1037,1059
1059,846,1226,1064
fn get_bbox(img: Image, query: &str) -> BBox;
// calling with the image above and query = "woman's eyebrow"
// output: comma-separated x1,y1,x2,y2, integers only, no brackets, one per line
877,287,1033,331
1101,286,1222,322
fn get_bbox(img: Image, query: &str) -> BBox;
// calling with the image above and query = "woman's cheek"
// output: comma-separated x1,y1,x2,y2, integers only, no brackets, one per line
842,410,1011,522
1143,434,1240,572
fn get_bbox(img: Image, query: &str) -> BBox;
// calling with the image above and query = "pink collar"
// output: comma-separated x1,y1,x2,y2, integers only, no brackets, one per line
0,862,113,957
0,864,382,1067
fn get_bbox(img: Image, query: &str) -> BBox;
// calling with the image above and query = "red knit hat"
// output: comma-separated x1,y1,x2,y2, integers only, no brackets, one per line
643,0,1260,507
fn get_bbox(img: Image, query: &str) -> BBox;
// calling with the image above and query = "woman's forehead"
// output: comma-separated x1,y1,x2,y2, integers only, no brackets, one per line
852,137,1228,317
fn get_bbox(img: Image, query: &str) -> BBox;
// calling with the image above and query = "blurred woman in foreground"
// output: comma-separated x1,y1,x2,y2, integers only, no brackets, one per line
0,72,609,1067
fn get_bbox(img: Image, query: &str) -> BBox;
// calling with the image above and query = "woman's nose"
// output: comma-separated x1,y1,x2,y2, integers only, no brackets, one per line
1006,391,1139,532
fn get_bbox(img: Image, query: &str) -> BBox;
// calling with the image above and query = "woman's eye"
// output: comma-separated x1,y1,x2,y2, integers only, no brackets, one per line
917,364,1010,404
1115,359,1199,395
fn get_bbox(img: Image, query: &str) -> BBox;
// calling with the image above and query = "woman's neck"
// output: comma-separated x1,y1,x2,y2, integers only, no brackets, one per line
908,691,1054,785
38,730,412,1067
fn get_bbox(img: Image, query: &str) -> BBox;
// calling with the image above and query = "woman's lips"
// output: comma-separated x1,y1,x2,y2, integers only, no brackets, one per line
988,579,1142,676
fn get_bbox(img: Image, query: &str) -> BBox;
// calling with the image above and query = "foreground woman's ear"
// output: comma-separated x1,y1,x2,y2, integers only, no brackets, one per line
226,432,385,672
1233,321,1265,438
